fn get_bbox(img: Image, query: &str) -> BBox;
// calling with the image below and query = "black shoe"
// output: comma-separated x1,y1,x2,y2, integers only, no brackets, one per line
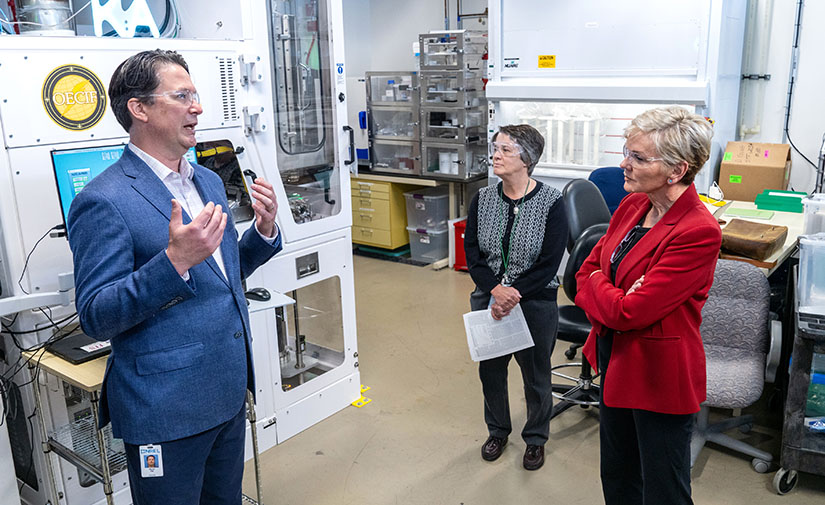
523,444,545,470
481,436,507,461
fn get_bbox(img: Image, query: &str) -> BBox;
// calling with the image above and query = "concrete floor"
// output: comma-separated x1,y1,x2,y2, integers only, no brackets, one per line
244,255,825,504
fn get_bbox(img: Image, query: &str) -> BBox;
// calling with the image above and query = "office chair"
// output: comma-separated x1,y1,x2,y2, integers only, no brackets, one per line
550,223,608,419
690,259,782,473
563,178,611,252
588,166,629,215
559,179,611,361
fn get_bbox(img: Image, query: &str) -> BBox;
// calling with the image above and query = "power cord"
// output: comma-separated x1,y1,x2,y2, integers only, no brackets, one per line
16,224,64,295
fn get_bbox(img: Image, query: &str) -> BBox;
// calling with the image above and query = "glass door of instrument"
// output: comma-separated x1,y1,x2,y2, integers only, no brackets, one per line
269,0,341,226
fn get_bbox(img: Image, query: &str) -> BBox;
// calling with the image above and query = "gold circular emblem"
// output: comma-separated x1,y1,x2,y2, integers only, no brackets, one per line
42,64,107,131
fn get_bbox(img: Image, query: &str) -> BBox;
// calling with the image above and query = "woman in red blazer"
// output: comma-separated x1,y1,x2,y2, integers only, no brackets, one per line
575,106,721,505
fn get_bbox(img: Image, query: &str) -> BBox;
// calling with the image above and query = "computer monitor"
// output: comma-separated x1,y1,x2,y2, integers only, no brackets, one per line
51,144,197,232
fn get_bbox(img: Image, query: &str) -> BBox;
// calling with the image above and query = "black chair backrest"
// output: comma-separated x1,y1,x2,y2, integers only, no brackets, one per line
563,179,611,252
562,223,609,301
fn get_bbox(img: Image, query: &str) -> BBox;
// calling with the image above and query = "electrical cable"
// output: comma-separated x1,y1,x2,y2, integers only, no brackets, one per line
167,0,181,38
16,224,63,295
158,0,172,37
2,312,78,336
780,0,818,187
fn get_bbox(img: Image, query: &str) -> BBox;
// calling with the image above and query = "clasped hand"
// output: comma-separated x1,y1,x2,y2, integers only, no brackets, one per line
490,284,521,321
626,275,644,295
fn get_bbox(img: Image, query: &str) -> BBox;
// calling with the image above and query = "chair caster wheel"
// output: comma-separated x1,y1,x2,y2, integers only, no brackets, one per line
773,468,798,494
739,423,753,434
751,458,770,473
564,348,577,360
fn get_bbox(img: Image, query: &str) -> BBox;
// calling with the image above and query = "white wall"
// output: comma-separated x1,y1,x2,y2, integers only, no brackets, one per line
729,0,824,192
342,0,488,153
345,0,825,192
781,1,825,191
343,0,372,155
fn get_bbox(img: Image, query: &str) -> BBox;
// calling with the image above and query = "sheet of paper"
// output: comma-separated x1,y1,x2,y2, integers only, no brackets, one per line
463,303,534,362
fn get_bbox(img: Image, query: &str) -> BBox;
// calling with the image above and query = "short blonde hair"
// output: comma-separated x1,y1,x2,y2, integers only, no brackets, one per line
624,106,713,185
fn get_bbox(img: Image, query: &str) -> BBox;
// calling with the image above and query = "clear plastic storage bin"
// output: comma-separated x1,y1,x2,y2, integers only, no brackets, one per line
406,226,449,263
370,107,419,140
803,194,825,236
798,233,825,316
371,140,421,176
404,187,449,230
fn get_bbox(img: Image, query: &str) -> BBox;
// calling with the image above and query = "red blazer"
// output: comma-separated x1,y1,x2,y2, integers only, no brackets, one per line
576,185,721,414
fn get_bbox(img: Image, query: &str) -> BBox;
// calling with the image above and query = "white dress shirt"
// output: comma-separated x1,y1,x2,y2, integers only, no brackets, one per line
128,143,277,281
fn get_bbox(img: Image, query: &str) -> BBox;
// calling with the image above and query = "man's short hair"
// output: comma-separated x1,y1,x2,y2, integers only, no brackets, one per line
108,49,190,132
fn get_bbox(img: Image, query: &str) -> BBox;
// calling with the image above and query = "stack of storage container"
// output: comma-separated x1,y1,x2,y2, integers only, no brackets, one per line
365,72,422,176
404,187,449,263
418,30,488,180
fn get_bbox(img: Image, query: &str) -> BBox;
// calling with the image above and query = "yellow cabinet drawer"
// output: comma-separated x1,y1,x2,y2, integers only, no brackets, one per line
351,180,390,194
352,196,390,218
352,226,393,247
352,209,390,229
351,187,390,201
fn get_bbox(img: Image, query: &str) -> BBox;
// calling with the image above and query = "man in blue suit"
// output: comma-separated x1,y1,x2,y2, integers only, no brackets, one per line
68,50,282,504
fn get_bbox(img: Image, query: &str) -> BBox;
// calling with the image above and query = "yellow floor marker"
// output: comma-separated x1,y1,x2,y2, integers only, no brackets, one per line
360,384,371,393
351,395,372,408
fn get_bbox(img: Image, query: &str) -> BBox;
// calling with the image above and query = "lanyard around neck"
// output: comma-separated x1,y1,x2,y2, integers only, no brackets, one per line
498,180,531,286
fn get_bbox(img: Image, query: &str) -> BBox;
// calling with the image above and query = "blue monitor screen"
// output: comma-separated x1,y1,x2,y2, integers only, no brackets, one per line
51,144,197,228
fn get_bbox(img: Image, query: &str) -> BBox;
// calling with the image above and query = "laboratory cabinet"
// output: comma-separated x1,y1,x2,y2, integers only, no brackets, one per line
351,177,417,249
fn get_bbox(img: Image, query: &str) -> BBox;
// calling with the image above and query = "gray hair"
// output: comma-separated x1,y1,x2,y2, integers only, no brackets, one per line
108,49,190,132
624,106,713,185
493,124,545,175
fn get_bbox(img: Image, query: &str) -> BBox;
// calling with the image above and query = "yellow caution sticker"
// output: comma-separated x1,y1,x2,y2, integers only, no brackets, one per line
351,396,372,408
538,55,556,69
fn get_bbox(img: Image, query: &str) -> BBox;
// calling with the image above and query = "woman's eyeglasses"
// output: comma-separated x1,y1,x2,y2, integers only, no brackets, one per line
610,225,641,264
488,141,524,158
622,145,662,166
147,89,201,107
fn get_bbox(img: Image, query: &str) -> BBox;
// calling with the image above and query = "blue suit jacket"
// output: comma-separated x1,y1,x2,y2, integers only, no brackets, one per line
68,146,281,444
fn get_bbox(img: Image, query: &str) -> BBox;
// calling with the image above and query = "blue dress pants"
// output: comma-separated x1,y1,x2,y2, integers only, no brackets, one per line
124,403,247,505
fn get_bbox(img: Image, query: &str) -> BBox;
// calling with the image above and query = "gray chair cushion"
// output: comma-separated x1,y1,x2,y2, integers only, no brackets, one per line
701,260,770,409
704,344,765,408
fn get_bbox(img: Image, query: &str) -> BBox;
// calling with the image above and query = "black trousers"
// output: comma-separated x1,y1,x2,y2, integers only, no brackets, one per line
473,294,558,446
599,396,695,505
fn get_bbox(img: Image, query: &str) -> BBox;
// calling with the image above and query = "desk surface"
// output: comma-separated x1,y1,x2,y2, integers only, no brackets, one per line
22,348,107,392
716,200,805,275
351,172,439,187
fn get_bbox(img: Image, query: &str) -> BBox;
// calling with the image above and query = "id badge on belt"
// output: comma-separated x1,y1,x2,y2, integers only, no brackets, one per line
139,444,164,478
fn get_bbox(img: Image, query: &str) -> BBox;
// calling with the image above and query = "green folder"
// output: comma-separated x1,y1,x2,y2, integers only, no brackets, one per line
724,207,775,219
754,189,805,213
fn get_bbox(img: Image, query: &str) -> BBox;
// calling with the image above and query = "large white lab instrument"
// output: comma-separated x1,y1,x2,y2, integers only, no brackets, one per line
485,0,747,194
0,1,360,504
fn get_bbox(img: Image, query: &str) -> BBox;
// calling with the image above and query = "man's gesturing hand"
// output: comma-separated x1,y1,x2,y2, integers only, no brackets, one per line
166,199,227,276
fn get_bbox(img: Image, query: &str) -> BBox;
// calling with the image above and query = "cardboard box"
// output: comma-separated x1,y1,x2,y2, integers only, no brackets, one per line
718,142,791,202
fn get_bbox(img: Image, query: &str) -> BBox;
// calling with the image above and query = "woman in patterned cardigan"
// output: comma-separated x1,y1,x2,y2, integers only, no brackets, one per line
464,124,568,471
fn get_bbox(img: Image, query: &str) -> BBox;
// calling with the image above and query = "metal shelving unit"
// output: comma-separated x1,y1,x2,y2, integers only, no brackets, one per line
419,30,488,181
366,71,422,176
